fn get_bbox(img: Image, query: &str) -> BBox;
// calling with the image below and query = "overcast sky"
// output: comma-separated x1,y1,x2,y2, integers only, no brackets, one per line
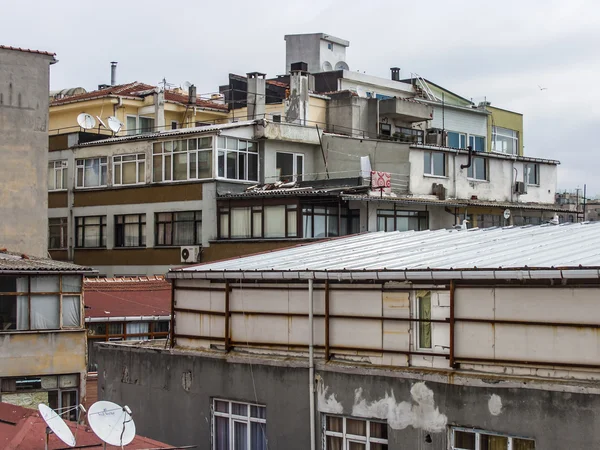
3,0,599,195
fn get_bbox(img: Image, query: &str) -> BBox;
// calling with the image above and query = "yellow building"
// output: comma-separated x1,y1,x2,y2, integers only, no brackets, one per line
49,82,229,137
486,105,524,156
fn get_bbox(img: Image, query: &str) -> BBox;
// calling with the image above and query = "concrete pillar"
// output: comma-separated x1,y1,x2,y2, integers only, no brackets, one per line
285,70,309,125
154,90,165,131
247,72,266,120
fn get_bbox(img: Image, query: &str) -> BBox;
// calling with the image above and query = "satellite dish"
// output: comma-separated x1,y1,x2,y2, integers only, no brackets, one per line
88,401,136,447
183,81,192,90
96,116,107,129
503,209,511,220
77,113,96,129
38,403,76,447
107,116,123,133
356,86,366,98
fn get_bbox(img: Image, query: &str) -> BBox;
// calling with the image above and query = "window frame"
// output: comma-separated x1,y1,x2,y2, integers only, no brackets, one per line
468,135,486,152
492,126,519,155
138,115,155,134
447,131,467,149
302,204,359,239
48,217,68,250
216,136,259,182
219,203,299,240
323,414,388,450
423,151,446,177
114,214,146,248
75,216,107,248
48,160,68,191
113,153,146,186
450,426,535,450
376,209,428,232
467,157,488,181
75,157,108,189
155,211,202,246
415,291,432,350
211,398,267,450
275,151,305,182
525,163,539,186
153,137,213,183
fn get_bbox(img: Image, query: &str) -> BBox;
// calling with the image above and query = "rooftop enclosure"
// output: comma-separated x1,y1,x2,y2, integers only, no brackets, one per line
168,223,600,381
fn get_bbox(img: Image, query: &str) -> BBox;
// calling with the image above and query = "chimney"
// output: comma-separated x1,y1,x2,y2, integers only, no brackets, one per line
285,62,310,125
188,85,197,105
390,67,400,82
110,62,118,86
154,89,165,131
247,72,266,120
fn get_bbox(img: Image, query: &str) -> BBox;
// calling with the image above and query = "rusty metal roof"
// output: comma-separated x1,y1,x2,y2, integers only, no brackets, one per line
169,222,600,281
0,250,94,274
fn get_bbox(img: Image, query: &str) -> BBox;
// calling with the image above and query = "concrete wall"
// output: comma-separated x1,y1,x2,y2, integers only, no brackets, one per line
263,140,318,183
97,343,600,450
285,34,322,74
0,48,54,257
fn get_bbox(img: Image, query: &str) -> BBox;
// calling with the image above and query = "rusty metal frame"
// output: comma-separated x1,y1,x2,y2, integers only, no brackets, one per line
449,280,455,368
325,281,330,361
225,282,231,352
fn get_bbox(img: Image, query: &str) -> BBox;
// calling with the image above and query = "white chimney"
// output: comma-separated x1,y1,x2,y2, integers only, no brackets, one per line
247,72,266,120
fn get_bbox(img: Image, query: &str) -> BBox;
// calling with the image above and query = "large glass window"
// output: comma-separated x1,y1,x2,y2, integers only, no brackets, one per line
213,399,267,450
450,427,535,450
49,217,68,250
219,204,297,239
492,127,519,155
217,137,258,182
424,151,446,176
468,135,486,152
303,206,359,238
48,160,68,191
525,163,539,186
75,216,106,248
139,116,155,134
153,137,213,182
113,154,145,185
156,211,202,246
447,131,467,149
115,214,146,247
376,210,428,232
467,157,488,181
276,152,304,182
324,415,388,450
76,157,107,188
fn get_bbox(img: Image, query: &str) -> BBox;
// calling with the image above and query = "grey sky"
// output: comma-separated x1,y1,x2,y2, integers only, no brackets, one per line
3,0,599,195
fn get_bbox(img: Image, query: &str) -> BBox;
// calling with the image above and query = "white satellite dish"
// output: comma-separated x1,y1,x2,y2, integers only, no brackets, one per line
356,86,366,98
107,116,123,133
88,401,136,447
38,403,76,447
96,116,108,129
504,209,511,220
77,113,96,130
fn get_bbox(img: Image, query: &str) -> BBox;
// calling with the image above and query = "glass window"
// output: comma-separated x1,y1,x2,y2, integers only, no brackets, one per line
467,157,487,181
451,427,535,450
302,205,359,238
324,415,388,449
154,137,212,182
276,152,304,182
156,211,202,246
76,157,107,188
75,216,107,248
139,116,155,134
49,217,68,249
126,116,137,135
48,160,68,191
525,164,539,185
213,399,266,450
448,131,467,149
417,291,431,349
217,137,259,182
492,127,519,155
113,154,145,185
115,214,146,247
376,210,428,232
468,135,486,152
424,152,445,176
219,204,299,239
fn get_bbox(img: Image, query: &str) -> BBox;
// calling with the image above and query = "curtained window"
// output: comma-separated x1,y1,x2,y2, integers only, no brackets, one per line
416,291,432,349
156,211,202,246
324,415,388,449
451,427,535,450
213,399,266,450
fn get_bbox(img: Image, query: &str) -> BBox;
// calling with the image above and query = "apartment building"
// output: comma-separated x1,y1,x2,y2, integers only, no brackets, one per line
96,222,600,449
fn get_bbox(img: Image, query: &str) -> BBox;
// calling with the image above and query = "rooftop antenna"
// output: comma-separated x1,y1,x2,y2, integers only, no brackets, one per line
77,113,96,130
38,403,82,449
88,400,136,449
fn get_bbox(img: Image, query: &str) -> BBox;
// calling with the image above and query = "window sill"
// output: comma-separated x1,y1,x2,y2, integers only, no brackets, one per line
74,247,107,250
215,178,259,184
150,178,213,185
49,248,68,251
48,189,68,193
112,246,148,250
154,245,201,249
74,186,108,191
423,174,448,180
466,178,489,183
526,184,540,187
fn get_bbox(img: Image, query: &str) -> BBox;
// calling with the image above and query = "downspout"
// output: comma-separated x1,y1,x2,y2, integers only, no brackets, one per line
308,278,316,450
460,145,473,170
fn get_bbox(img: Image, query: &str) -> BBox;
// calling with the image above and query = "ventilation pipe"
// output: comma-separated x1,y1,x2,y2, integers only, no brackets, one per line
188,84,197,105
110,62,118,86
461,145,474,169
390,67,401,81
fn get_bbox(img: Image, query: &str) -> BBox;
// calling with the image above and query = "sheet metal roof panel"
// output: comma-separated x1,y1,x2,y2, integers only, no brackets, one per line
172,222,600,276
0,251,95,273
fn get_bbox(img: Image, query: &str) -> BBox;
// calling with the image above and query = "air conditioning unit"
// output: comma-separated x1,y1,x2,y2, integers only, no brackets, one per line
426,128,447,146
514,181,527,195
180,246,201,264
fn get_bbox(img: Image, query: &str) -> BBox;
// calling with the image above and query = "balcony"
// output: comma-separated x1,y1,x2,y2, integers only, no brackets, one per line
378,98,433,122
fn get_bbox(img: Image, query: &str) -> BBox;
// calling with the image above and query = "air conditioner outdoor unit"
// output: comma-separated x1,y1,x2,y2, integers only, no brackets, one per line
514,181,527,195
180,246,201,264
426,128,447,146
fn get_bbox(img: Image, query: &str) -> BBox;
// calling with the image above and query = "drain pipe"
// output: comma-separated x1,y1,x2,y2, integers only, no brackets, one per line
308,278,316,450
460,145,473,170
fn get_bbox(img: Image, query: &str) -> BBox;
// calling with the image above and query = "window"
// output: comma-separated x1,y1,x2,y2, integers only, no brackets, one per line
113,154,145,185
156,211,202,246
49,218,68,249
393,126,424,143
76,157,107,188
492,127,519,155
213,399,267,450
115,214,146,247
424,151,446,176
416,291,431,349
126,116,137,135
0,275,82,332
303,206,359,238
450,427,535,450
324,415,388,450
447,131,467,149
48,160,68,191
217,136,258,182
139,116,155,134
379,123,392,137
171,121,178,130
328,43,333,50
219,204,298,239
276,152,304,182
376,210,428,232
153,137,213,182
525,164,539,185
468,135,486,152
467,157,487,181
75,216,107,248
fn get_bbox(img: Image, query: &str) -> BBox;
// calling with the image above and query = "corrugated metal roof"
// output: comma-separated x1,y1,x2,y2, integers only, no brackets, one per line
76,120,259,147
0,250,94,273
170,222,600,280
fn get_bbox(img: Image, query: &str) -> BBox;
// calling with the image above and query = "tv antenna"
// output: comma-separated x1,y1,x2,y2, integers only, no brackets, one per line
107,116,123,134
77,113,96,130
88,401,136,448
38,403,81,448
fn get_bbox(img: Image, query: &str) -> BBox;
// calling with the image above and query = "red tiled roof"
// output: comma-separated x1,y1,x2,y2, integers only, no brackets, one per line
84,276,171,319
0,402,171,449
0,45,55,57
267,79,288,88
51,81,228,111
